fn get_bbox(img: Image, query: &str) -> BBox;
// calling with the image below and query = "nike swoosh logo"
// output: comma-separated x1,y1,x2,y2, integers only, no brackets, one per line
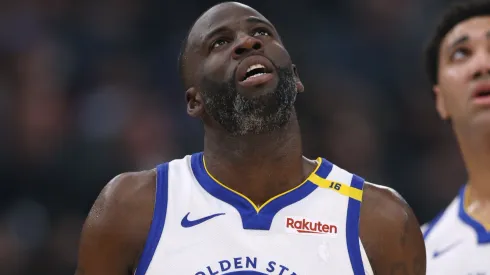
181,212,225,228
433,241,462,258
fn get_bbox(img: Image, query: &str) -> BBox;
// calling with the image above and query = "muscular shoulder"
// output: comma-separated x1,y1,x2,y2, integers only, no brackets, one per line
359,182,426,275
94,170,156,232
97,170,156,219
76,170,156,274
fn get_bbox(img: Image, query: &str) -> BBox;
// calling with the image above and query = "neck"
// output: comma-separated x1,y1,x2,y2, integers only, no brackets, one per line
203,113,314,206
456,128,490,200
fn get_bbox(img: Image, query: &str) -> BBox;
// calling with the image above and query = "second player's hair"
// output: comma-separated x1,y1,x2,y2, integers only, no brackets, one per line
425,0,490,86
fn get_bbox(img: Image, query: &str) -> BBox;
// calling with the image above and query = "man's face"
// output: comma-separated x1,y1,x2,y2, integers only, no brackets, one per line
184,2,304,136
435,16,490,129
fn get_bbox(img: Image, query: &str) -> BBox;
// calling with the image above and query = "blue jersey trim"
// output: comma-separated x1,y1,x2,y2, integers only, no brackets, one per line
422,209,445,240
134,163,169,275
457,185,490,244
317,158,333,178
345,174,365,275
191,152,333,230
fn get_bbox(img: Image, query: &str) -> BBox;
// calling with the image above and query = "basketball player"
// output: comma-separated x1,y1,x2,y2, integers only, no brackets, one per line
75,2,425,274
422,0,490,273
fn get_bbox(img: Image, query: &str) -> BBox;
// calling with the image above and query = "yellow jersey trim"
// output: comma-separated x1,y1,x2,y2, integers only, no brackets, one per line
203,156,323,213
309,174,363,202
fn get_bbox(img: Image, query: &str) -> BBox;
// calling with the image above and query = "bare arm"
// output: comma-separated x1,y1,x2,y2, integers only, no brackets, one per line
75,171,156,275
360,183,426,275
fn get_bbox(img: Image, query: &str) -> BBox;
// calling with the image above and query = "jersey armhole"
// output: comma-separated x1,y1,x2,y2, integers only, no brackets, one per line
134,163,169,275
359,240,374,275
346,174,367,275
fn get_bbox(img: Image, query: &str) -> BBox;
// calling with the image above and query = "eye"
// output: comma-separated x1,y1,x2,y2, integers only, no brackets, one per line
212,39,229,49
253,28,270,37
451,47,471,62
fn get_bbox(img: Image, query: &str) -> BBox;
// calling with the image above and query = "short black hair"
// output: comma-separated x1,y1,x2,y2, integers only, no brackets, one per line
178,8,210,90
178,33,190,89
178,11,204,90
425,0,490,86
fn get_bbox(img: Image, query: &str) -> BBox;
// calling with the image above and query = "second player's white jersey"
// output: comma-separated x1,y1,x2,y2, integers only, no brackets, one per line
134,152,374,275
422,185,490,275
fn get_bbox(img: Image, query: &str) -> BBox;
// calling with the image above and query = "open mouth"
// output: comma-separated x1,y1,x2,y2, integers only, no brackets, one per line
475,90,490,98
471,82,490,105
236,56,275,87
242,64,269,81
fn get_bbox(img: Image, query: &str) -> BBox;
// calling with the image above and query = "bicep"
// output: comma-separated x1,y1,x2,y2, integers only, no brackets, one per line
381,210,426,275
360,185,426,275
75,182,136,275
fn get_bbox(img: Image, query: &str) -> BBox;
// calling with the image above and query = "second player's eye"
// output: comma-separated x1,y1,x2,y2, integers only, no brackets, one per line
451,48,471,61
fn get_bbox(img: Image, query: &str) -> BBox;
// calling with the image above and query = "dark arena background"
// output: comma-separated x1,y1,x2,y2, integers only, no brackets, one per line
0,0,467,274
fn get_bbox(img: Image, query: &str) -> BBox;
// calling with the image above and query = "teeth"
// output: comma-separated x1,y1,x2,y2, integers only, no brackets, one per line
247,64,265,73
248,73,264,78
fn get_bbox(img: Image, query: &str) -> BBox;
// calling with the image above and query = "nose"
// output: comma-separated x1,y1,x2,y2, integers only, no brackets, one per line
471,50,490,80
232,36,263,59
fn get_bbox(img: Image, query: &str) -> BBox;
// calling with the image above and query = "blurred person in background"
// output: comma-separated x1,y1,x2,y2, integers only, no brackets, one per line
75,2,425,275
422,0,490,273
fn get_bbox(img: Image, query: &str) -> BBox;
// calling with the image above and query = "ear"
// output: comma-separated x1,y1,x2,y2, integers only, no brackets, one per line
292,64,304,93
186,87,205,118
433,85,449,120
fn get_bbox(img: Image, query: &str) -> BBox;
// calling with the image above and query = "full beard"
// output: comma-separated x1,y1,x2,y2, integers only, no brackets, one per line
201,67,297,136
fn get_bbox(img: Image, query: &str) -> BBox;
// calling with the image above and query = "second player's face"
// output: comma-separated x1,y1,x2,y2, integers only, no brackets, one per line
435,16,490,128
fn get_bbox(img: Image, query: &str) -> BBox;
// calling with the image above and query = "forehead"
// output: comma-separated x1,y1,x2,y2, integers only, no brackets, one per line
187,3,272,48
442,16,490,50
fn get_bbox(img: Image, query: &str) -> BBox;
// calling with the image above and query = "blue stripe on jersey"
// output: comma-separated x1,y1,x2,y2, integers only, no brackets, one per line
135,163,169,275
457,185,490,244
191,152,333,230
316,158,333,178
422,209,445,240
345,174,366,275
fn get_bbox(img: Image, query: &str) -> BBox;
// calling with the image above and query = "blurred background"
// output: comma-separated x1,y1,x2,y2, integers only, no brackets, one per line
0,0,469,274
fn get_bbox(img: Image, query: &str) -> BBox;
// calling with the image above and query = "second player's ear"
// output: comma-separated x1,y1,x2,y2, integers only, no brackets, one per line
186,87,205,117
292,64,304,93
433,85,449,120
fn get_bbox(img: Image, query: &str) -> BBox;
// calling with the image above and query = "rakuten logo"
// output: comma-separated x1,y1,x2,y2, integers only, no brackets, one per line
285,217,338,235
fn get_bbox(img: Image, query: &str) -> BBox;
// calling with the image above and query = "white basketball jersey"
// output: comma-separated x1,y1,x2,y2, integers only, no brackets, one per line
135,152,374,275
422,185,490,274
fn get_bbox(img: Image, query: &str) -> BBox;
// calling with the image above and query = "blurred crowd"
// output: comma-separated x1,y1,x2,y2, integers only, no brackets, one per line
0,0,469,274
